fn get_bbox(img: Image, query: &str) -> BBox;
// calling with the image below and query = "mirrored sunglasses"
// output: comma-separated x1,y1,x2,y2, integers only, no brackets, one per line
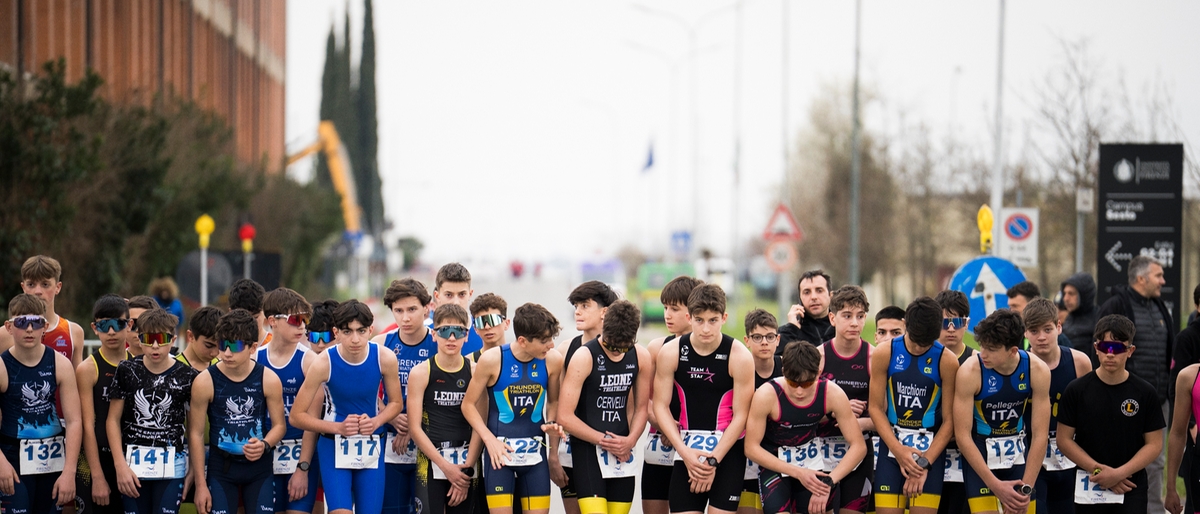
307,330,334,344
435,325,469,340
220,339,252,352
94,318,130,333
942,317,969,330
272,313,311,327
1096,340,1132,355
9,315,47,331
600,340,633,354
473,314,505,330
138,332,174,348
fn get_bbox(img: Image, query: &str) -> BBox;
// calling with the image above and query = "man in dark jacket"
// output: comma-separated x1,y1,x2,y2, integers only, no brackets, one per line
1097,254,1173,514
778,269,834,353
1060,272,1099,360
1171,283,1200,380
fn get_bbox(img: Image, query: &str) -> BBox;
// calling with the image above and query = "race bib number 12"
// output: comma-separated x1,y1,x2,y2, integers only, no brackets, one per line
1075,469,1124,504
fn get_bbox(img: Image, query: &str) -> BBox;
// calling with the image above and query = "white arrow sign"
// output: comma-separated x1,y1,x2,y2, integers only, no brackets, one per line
1105,241,1133,272
970,263,1008,317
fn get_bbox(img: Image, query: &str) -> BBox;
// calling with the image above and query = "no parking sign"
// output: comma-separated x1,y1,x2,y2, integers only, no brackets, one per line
996,208,1038,267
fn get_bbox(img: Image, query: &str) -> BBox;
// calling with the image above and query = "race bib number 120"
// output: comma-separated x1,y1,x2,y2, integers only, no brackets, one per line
985,433,1027,470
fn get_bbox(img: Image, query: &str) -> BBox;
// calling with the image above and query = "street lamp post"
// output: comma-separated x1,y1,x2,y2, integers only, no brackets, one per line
195,214,215,306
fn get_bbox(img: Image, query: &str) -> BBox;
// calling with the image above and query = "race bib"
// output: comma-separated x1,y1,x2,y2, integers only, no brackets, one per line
1075,469,1124,504
385,434,418,465
432,446,470,480
984,433,1026,470
673,430,721,462
644,433,675,466
821,436,849,472
776,438,823,476
124,445,180,479
1043,437,1076,471
501,437,543,467
558,434,573,468
596,446,636,479
19,436,64,475
744,458,760,480
335,435,381,469
890,428,932,456
273,439,304,475
944,448,964,483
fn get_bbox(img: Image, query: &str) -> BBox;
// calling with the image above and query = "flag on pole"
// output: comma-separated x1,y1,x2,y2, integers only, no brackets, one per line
641,142,654,174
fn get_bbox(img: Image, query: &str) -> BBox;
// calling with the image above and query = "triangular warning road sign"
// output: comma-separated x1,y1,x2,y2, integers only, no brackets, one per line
763,204,803,242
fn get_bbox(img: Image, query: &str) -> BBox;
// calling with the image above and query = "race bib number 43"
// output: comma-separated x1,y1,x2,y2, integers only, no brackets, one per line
890,428,932,456
273,439,303,475
20,436,64,475
335,435,381,470
125,445,179,479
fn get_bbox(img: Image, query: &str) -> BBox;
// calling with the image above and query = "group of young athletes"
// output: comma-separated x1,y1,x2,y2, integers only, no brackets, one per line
0,256,1180,514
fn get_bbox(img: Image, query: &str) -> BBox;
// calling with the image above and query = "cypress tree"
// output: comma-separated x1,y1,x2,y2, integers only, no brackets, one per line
357,0,383,235
314,25,337,188
333,7,361,234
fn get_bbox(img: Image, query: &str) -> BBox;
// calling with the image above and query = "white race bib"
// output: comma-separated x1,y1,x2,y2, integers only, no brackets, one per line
820,436,850,472
335,435,381,469
944,448,964,483
776,438,823,476
124,445,180,479
273,439,303,475
596,446,636,479
673,430,721,462
745,458,760,480
501,437,543,467
385,434,418,465
1043,437,1076,471
1075,469,1124,504
984,433,1026,470
644,433,675,466
432,446,470,480
890,428,932,456
558,434,573,467
19,436,64,475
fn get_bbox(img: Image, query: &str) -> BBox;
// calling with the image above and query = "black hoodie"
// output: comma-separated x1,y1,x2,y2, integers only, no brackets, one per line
1060,272,1098,357
778,314,834,355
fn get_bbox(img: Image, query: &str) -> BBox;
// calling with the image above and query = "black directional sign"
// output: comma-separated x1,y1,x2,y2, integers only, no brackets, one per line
1096,143,1184,317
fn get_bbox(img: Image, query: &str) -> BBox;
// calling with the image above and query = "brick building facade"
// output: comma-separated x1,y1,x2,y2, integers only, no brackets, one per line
0,0,286,168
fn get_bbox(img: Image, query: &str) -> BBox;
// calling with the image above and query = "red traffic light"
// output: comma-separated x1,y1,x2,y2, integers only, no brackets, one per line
238,223,256,241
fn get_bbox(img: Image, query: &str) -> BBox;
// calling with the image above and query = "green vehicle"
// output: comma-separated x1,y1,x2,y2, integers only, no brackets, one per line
636,262,696,322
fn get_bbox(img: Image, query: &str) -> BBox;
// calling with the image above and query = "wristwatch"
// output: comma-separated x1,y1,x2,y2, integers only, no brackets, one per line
297,461,311,472
263,441,275,455
703,456,719,467
817,475,835,487
462,467,475,478
1014,484,1034,496
914,456,932,470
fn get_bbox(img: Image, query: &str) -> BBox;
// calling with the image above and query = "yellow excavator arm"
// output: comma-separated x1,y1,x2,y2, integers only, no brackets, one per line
286,121,362,235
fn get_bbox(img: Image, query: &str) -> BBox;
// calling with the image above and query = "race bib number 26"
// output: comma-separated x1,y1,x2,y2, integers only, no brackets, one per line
273,439,303,475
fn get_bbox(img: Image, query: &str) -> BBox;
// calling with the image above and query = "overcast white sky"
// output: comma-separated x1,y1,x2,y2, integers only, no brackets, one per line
285,0,1200,265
